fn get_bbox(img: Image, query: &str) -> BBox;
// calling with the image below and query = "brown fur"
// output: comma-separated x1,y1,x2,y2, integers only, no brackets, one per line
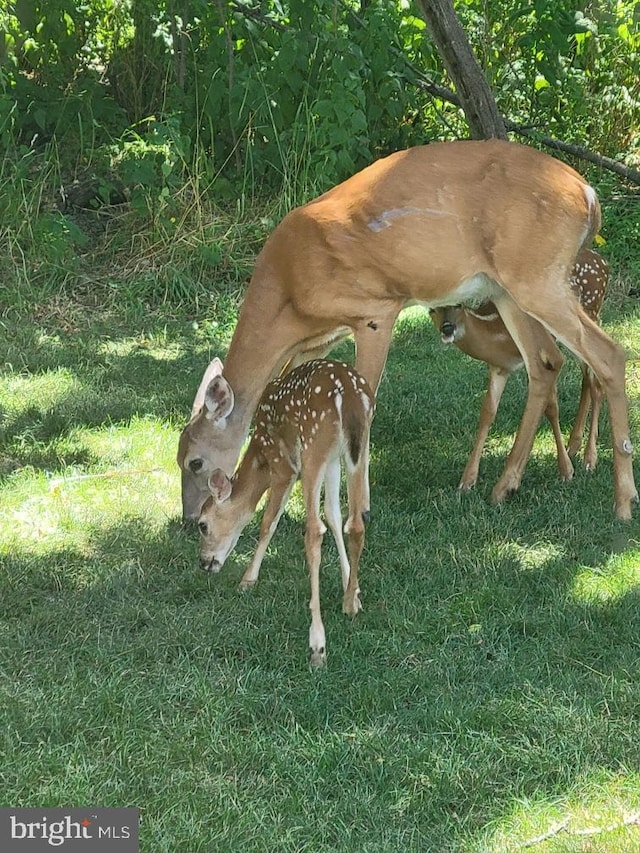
197,360,375,668
430,249,609,489
178,140,636,520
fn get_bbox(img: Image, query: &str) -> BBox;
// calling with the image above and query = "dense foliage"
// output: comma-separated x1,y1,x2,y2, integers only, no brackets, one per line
3,1,639,183
0,1,639,298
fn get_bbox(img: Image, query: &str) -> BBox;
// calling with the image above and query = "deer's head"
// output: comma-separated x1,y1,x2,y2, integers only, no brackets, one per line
197,469,250,573
177,358,242,521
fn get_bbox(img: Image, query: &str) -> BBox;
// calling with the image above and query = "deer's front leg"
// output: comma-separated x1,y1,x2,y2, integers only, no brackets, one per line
543,386,574,482
239,471,296,591
353,309,399,512
353,311,400,394
460,366,509,491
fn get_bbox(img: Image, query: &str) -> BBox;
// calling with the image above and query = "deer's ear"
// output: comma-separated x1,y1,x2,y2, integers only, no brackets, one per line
190,357,224,417
203,376,235,424
208,469,232,502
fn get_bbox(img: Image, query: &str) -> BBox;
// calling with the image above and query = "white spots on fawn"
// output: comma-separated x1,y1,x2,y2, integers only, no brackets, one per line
569,252,608,320
250,359,372,460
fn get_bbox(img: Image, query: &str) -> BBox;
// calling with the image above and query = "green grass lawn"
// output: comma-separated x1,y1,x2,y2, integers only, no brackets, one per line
1,280,640,851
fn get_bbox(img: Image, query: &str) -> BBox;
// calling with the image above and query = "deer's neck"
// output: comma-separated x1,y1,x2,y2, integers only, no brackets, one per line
222,261,288,425
230,442,271,516
221,250,333,438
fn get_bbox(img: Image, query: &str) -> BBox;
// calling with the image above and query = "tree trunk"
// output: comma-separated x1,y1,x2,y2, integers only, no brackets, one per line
417,0,506,140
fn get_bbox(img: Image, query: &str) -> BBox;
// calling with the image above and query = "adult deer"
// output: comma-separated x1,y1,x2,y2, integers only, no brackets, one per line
430,248,608,490
178,139,637,521
197,360,375,668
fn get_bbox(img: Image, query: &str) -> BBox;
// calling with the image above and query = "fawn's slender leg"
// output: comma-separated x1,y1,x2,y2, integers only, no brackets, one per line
567,365,592,460
568,365,603,471
303,468,327,668
460,366,509,491
543,386,574,482
583,372,603,471
322,456,351,592
239,471,296,590
342,449,370,617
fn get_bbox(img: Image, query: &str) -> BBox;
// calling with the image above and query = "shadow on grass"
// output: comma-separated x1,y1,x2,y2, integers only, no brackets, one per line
1,507,640,850
2,297,640,849
3,294,636,484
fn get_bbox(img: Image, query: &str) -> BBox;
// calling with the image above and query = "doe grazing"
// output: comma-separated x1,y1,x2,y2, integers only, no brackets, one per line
197,359,375,668
430,248,609,490
177,140,636,522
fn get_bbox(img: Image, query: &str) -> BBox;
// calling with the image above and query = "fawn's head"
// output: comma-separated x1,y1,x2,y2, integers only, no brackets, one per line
197,469,252,573
178,358,243,522
430,305,465,344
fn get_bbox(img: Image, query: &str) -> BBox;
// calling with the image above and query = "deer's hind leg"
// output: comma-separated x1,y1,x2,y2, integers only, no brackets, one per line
488,294,566,504
341,431,371,618
322,457,351,593
302,465,328,668
512,289,637,519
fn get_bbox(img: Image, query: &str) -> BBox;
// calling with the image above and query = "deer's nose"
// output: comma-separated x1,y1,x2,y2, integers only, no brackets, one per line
440,320,456,341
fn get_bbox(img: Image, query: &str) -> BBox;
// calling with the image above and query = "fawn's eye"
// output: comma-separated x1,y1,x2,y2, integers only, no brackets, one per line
189,458,203,473
198,521,208,535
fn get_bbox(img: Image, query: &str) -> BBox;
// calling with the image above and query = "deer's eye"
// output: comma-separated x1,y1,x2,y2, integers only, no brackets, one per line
198,521,208,535
189,458,204,473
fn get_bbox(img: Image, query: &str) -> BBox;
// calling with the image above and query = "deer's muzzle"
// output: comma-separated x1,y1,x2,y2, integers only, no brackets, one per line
440,320,457,343
200,555,222,574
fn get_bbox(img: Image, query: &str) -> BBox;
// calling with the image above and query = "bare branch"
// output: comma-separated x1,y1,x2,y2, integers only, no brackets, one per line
229,1,287,33
519,817,570,848
506,123,640,185
519,811,640,849
415,75,640,185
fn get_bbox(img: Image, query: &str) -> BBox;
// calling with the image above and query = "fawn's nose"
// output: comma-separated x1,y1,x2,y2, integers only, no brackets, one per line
440,320,456,341
200,555,221,573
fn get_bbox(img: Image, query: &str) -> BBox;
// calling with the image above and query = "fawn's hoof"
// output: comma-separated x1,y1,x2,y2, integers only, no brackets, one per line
342,591,362,616
309,648,326,669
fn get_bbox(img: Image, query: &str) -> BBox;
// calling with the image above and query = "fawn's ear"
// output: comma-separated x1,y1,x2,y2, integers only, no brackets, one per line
208,469,232,503
203,375,235,424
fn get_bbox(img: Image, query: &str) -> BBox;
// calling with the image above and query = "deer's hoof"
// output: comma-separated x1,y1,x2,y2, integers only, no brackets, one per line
614,492,638,521
342,591,362,617
491,482,519,504
309,649,327,669
559,467,574,483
